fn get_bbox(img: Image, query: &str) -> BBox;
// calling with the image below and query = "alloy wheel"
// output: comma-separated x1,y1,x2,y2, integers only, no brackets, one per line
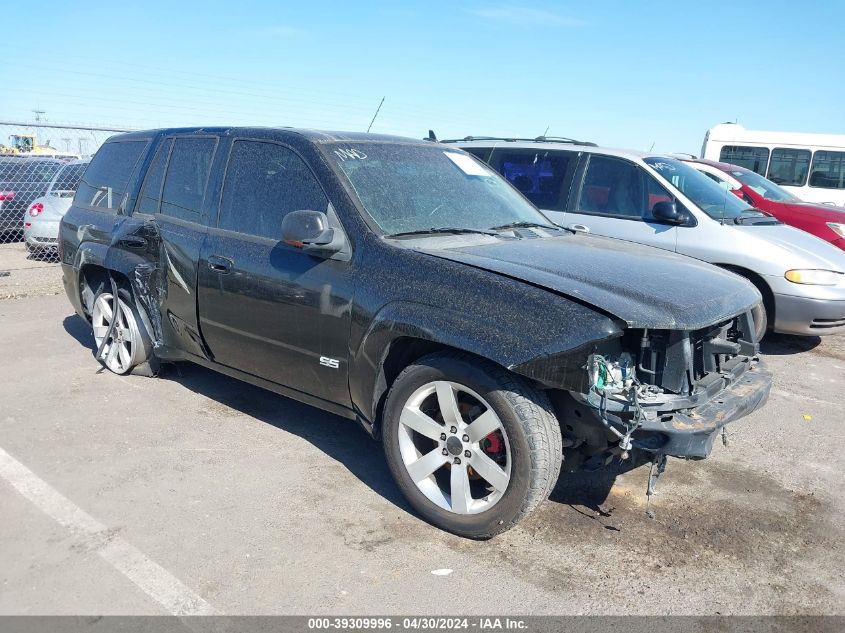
91,293,142,375
397,380,511,515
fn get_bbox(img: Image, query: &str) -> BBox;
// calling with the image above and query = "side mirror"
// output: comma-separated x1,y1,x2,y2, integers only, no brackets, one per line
282,209,337,251
652,200,688,225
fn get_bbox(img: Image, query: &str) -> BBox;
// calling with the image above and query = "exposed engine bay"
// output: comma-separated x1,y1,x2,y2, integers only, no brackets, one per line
550,309,771,493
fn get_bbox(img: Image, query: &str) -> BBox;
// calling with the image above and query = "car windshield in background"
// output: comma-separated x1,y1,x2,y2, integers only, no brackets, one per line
730,169,799,202
324,143,554,236
645,157,755,220
51,163,87,193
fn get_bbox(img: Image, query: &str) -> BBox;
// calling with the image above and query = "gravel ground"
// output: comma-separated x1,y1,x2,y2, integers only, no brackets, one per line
0,242,63,300
0,246,842,616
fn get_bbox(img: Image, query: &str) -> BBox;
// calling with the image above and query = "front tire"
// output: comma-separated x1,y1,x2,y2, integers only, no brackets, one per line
752,302,768,342
382,352,562,539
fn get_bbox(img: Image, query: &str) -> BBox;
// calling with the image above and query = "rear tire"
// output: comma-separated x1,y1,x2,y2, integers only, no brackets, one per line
91,286,153,375
382,351,562,539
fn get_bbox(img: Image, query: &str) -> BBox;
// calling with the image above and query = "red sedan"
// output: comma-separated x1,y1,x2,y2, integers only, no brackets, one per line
683,158,845,250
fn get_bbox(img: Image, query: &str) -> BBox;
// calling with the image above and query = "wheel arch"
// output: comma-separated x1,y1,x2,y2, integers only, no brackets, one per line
714,263,775,324
351,300,580,436
368,336,506,437
78,263,131,317
74,238,163,346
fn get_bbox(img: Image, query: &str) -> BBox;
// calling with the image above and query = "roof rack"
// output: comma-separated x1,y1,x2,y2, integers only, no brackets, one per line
440,136,529,143
534,135,597,147
439,135,597,146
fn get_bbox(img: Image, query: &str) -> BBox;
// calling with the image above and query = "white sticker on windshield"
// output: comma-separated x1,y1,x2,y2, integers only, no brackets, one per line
444,152,491,177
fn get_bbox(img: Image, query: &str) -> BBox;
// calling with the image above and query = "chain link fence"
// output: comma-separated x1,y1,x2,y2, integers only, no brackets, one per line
0,121,131,263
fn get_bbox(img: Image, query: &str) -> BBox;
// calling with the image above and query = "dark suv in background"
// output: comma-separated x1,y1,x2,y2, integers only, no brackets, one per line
59,128,770,538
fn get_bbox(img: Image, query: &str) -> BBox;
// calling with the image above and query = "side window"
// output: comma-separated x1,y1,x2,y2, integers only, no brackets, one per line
218,140,328,240
75,141,148,211
719,145,769,175
160,137,217,220
644,174,673,220
767,148,810,186
136,139,172,214
809,151,845,189
489,148,574,211
577,155,646,219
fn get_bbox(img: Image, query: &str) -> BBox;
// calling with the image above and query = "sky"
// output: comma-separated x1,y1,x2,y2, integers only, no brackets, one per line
3,0,844,154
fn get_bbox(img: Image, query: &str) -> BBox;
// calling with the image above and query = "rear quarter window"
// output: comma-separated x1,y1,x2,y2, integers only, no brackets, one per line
75,141,148,211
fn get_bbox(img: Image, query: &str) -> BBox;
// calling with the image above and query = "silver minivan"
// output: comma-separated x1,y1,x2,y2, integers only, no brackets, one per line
453,138,845,336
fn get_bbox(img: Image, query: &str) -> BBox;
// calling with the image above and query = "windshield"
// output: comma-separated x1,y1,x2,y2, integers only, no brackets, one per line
729,168,799,202
51,162,87,193
645,157,756,220
323,142,552,235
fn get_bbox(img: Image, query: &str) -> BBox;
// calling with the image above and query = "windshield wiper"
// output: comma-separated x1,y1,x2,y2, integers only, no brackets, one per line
488,221,560,232
733,212,779,226
386,227,499,238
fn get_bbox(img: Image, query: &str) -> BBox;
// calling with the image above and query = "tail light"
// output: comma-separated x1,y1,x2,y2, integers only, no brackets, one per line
0,190,16,201
24,222,32,228
29,202,44,216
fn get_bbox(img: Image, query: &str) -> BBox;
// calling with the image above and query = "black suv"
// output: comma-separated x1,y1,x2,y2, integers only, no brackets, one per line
59,128,771,538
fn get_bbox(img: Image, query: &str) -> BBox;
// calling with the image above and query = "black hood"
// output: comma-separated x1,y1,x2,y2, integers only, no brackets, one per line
424,233,760,330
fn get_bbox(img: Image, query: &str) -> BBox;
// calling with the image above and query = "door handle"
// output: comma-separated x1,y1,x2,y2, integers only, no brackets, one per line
208,255,233,274
118,236,147,248
567,223,590,233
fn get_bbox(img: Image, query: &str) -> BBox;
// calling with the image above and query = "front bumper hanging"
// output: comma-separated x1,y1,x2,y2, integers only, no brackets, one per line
635,361,772,458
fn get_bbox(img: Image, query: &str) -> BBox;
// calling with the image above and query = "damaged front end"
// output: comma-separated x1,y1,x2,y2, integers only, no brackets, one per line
515,307,772,469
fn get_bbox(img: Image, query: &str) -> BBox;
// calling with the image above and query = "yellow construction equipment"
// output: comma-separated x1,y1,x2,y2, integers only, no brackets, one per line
1,134,58,155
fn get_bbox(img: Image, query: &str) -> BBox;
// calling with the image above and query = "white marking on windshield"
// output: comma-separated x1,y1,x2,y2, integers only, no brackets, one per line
444,152,492,177
333,148,368,162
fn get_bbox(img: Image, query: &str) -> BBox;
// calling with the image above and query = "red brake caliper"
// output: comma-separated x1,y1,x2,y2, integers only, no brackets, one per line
483,432,503,454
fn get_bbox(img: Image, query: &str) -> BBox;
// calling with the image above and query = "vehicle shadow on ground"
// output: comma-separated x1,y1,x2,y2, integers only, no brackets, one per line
760,332,821,355
63,314,94,347
63,312,641,517
549,460,642,517
164,361,415,511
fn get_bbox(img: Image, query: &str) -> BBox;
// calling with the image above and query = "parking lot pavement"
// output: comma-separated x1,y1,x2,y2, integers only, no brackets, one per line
0,242,63,300
0,289,843,616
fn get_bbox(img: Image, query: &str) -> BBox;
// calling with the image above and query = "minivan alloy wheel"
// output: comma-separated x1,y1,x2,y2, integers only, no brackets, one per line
91,292,144,375
398,380,511,515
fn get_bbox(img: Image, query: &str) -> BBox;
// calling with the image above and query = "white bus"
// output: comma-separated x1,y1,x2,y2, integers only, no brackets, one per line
701,123,845,206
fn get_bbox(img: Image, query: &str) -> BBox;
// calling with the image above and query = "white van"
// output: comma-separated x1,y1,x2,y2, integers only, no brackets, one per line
701,123,845,206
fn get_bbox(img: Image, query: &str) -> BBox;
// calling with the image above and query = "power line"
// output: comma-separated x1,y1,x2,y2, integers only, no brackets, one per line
9,61,476,123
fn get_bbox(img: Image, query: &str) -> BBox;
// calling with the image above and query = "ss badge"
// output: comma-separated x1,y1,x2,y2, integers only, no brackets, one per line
319,356,340,369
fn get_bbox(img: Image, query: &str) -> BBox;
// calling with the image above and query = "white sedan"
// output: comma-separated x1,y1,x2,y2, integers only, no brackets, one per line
23,158,89,256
